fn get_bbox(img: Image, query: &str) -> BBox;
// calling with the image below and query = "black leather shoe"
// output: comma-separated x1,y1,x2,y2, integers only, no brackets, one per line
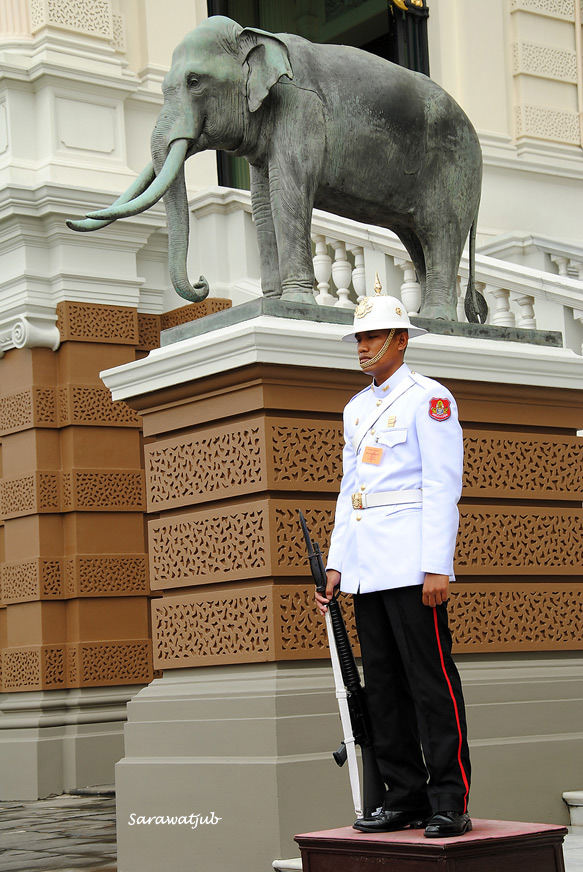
424,811,472,838
353,808,431,832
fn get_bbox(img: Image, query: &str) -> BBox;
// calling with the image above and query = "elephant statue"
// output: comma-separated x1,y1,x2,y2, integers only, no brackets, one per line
68,15,485,322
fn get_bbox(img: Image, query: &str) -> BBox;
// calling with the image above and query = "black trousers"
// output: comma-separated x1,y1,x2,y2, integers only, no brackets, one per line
354,585,471,814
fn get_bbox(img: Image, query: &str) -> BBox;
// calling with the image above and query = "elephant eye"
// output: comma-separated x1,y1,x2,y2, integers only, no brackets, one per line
187,73,201,89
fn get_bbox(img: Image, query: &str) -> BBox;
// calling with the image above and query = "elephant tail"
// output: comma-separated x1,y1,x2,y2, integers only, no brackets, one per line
464,217,488,324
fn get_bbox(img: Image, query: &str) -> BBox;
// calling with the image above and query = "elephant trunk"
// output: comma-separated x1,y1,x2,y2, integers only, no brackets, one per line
161,155,210,303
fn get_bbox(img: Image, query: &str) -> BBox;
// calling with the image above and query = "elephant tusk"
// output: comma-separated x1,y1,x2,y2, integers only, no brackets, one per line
66,163,157,232
85,139,189,221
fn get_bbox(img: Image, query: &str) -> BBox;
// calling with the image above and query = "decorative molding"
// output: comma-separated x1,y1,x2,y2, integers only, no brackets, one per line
145,421,266,511
101,316,583,403
0,641,152,691
0,472,60,519
462,431,583,499
1,645,66,691
11,316,60,352
145,416,345,512
61,470,145,512
30,0,114,40
150,581,583,668
513,41,577,82
58,385,140,427
0,469,144,518
456,508,583,573
137,300,232,351
149,506,269,588
0,558,63,602
66,555,148,596
449,584,583,651
148,501,335,589
153,589,273,666
57,301,138,345
515,104,581,145
111,11,125,52
69,641,152,686
510,0,576,20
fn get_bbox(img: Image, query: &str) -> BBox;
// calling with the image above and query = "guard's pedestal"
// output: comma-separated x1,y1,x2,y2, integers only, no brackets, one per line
295,821,567,872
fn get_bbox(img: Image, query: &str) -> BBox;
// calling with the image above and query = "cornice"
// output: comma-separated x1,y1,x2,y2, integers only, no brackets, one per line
100,315,583,403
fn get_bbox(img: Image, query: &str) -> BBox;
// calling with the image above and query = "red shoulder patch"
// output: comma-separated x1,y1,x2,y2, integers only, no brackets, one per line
429,397,451,421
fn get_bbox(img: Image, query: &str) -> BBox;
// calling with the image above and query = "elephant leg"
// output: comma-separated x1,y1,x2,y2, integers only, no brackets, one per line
250,165,282,298
418,226,462,321
394,228,426,312
268,159,318,305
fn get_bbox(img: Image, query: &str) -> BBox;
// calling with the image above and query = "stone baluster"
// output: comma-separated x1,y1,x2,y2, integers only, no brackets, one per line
570,259,583,281
393,258,421,314
573,309,583,355
312,234,335,306
513,294,536,329
456,276,465,322
349,245,366,300
491,288,516,328
331,240,355,309
550,255,570,276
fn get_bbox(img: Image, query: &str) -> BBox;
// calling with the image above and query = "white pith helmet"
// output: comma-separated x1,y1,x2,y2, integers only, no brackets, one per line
342,275,428,341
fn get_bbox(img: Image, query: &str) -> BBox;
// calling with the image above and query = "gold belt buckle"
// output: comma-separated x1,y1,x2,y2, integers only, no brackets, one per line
351,493,363,510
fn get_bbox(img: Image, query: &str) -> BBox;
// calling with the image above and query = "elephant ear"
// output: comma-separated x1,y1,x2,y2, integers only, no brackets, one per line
238,28,293,112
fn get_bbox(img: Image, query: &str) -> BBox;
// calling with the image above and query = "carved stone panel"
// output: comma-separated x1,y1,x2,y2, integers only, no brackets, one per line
449,583,583,651
462,430,583,499
148,499,335,589
1,558,64,603
456,507,583,573
57,301,138,345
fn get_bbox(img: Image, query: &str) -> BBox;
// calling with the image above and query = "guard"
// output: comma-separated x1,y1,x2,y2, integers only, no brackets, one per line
316,279,472,838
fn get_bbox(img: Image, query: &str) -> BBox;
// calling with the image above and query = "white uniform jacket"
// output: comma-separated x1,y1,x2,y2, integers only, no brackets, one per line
327,363,463,594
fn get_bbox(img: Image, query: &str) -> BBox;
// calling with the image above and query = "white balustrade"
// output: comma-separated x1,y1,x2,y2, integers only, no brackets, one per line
513,294,537,330
394,258,421,315
312,234,335,306
330,239,355,309
551,255,570,277
349,245,366,300
490,287,516,328
186,188,583,356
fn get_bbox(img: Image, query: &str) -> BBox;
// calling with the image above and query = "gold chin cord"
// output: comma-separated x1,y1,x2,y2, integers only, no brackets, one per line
360,329,395,369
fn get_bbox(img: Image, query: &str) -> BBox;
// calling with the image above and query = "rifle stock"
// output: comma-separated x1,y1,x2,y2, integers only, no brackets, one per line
299,511,385,815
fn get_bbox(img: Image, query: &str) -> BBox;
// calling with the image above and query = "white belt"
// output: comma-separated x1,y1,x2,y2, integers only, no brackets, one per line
351,489,422,510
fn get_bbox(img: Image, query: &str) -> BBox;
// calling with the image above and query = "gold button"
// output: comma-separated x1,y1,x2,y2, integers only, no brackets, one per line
356,514,362,521
376,400,382,406
360,485,366,491
371,429,375,435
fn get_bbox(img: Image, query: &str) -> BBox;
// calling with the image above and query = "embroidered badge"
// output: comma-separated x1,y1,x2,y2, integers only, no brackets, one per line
429,397,451,421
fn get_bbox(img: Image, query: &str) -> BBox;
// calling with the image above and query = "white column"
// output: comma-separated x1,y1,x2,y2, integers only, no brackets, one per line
0,0,31,36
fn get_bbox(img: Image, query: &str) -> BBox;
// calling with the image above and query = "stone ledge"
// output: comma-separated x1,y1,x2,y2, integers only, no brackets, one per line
160,298,562,349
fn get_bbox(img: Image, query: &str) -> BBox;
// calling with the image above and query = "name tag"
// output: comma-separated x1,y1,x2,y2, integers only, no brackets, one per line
362,446,383,465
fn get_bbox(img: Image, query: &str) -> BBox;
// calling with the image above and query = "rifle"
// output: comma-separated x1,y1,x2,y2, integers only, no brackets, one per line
299,511,385,818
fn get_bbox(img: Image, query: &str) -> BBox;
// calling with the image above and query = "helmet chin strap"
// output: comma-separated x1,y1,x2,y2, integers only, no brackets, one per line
360,329,395,370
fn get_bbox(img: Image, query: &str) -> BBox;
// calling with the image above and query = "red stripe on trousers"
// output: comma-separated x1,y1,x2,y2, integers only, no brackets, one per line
432,607,470,813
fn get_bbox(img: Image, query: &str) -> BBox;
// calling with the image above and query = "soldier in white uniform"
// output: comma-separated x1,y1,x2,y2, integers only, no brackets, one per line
316,283,471,838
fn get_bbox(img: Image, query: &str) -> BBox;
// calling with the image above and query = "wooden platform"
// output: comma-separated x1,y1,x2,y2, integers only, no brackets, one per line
295,819,567,871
